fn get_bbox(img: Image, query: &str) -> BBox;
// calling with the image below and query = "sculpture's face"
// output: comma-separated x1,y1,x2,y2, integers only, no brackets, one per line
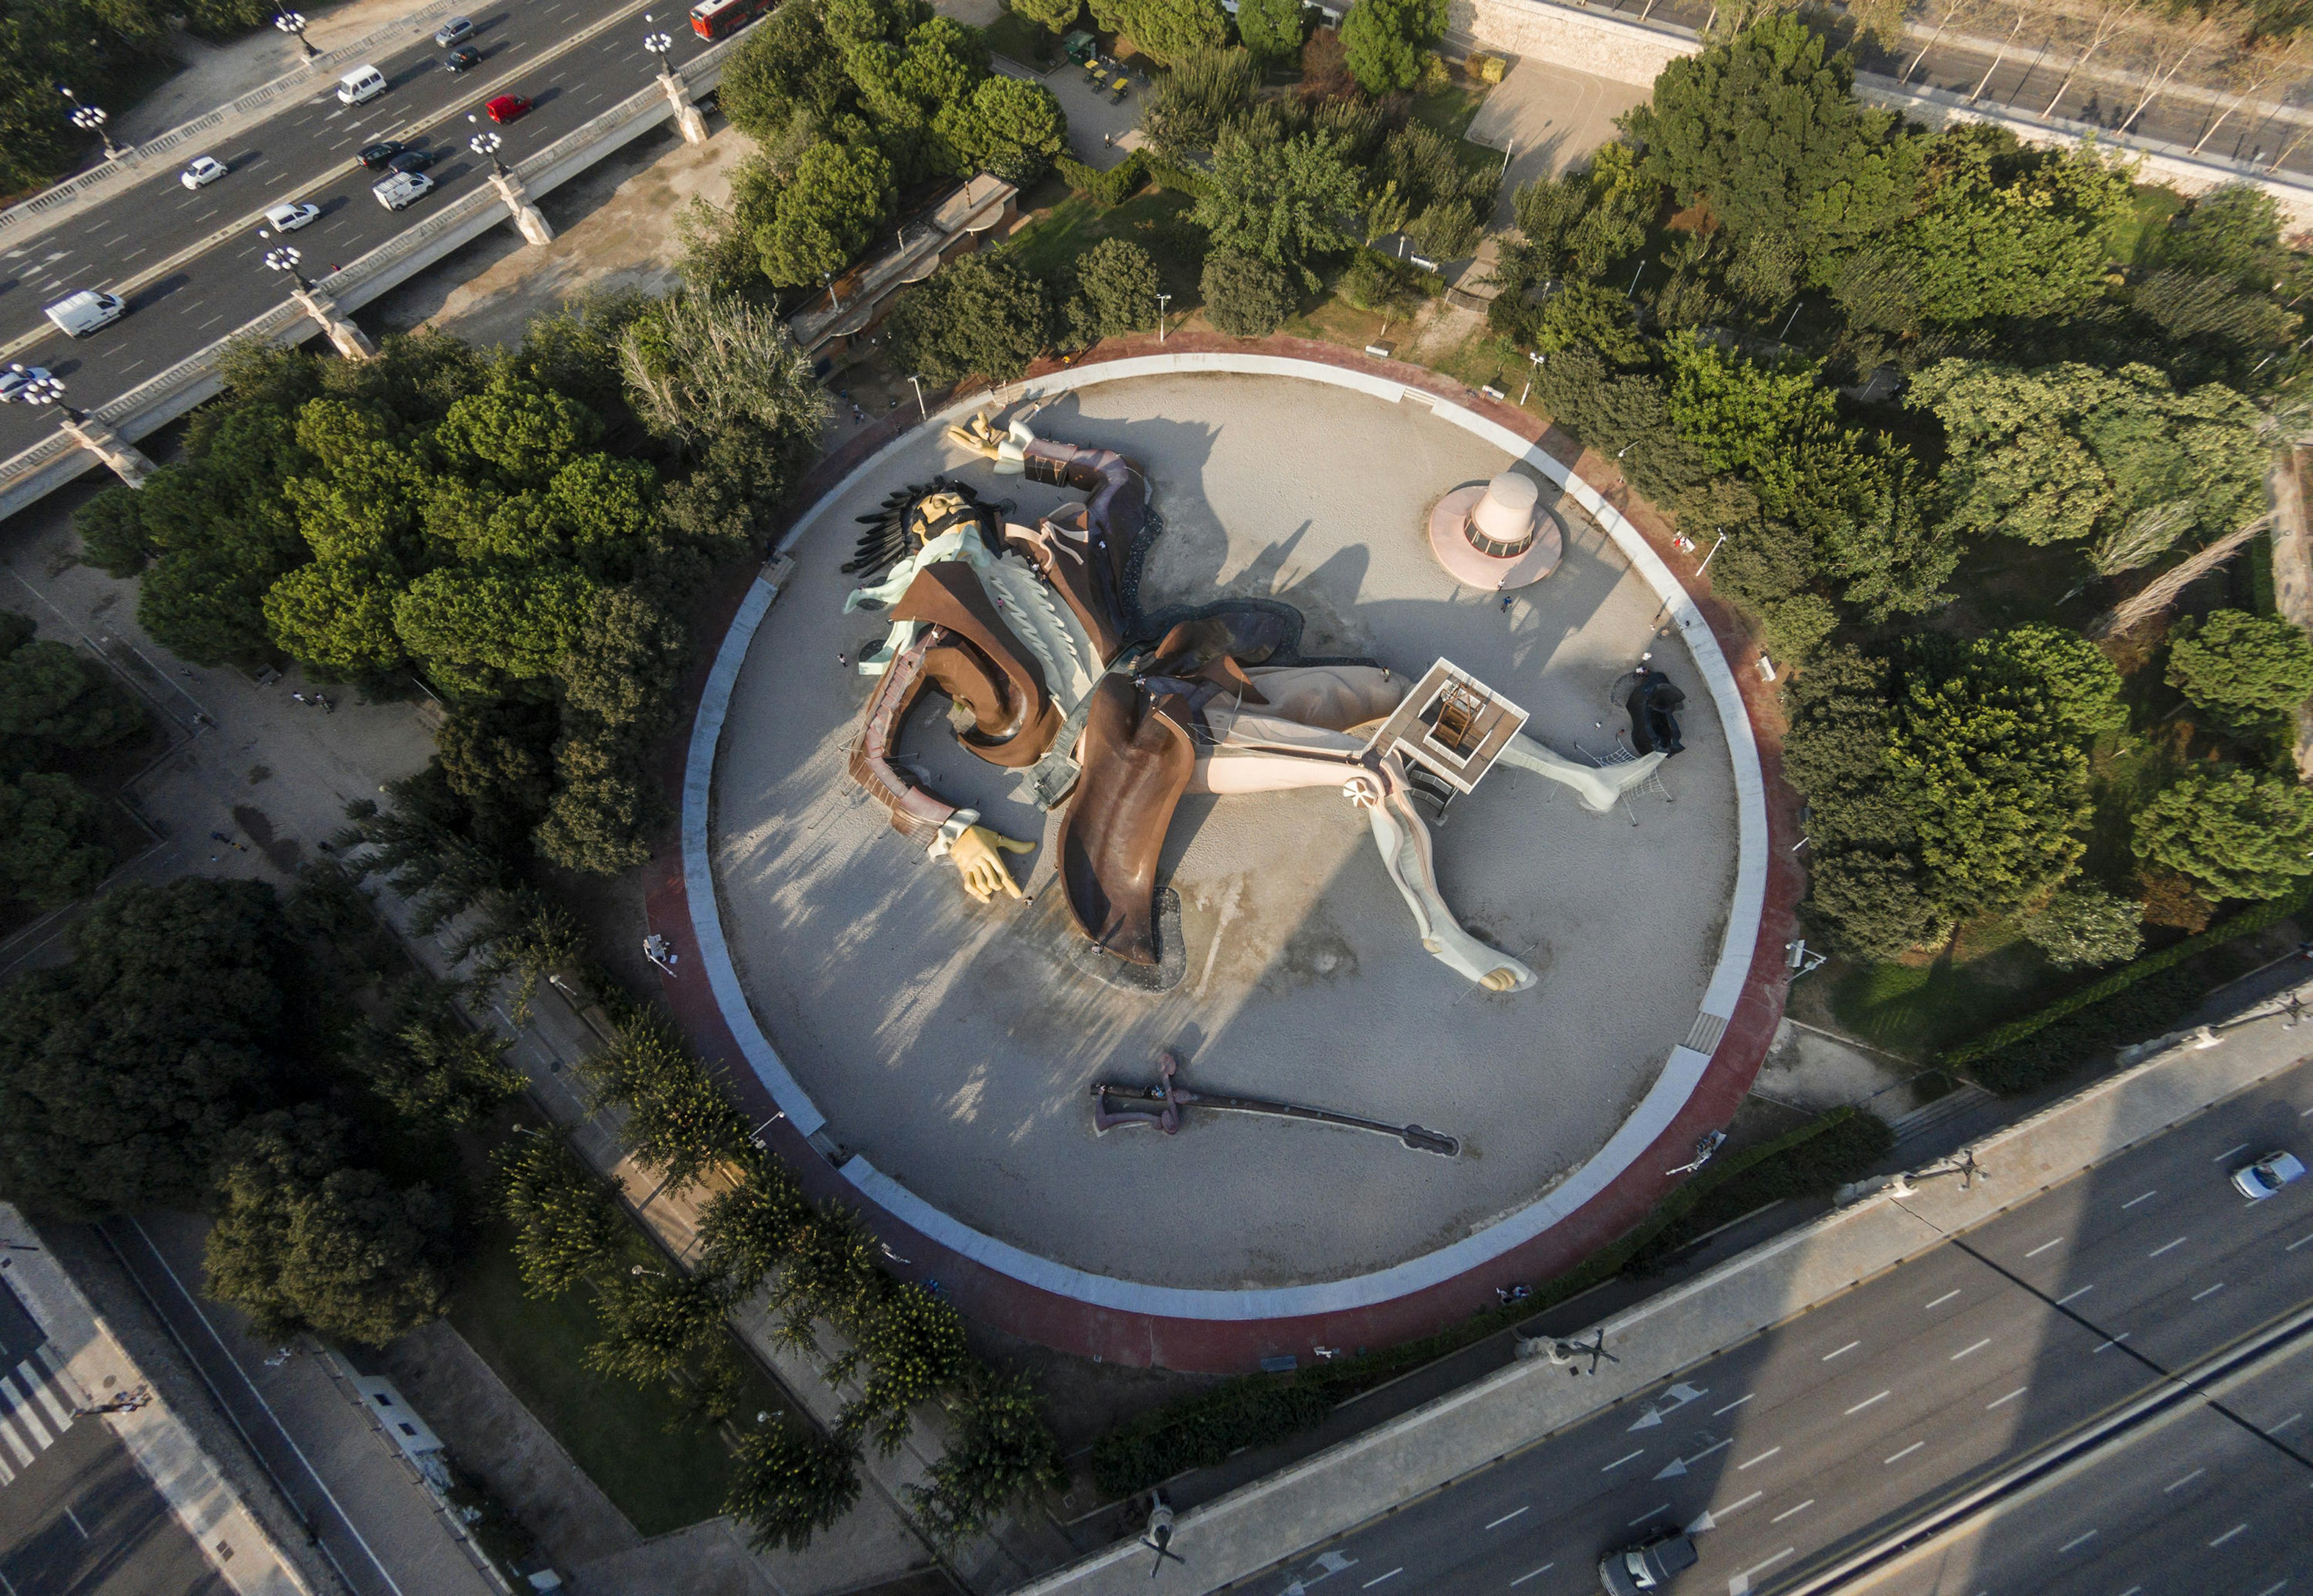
909,490,969,547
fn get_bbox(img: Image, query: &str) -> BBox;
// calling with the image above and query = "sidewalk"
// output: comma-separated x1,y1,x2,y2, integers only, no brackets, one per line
0,1204,311,1596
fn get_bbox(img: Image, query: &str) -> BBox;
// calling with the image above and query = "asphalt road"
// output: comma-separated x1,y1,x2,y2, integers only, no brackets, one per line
1246,1055,2313,1596
0,0,717,458
0,1272,226,1596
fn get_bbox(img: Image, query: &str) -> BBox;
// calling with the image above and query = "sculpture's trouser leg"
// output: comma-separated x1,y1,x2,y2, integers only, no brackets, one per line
1354,757,1537,993
1494,734,1666,814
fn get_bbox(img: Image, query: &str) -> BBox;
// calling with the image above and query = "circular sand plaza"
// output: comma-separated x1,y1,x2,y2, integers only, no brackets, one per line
685,358,1767,1321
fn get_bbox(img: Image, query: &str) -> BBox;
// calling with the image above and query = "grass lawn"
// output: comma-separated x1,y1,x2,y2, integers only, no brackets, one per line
450,1220,790,1536
1811,926,2053,1059
2113,182,2191,268
1409,78,1490,142
1005,185,1206,298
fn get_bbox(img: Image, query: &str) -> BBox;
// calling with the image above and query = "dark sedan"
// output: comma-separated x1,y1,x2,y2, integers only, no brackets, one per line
443,43,482,71
355,140,407,169
386,148,438,174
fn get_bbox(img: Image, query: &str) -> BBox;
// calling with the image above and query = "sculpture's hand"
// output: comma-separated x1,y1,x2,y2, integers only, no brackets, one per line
950,825,1034,904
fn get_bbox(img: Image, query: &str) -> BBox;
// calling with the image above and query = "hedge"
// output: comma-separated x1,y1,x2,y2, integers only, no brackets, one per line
1087,1106,1878,1497
1055,149,1149,208
1941,881,2313,1073
1140,155,1214,199
1965,965,2208,1095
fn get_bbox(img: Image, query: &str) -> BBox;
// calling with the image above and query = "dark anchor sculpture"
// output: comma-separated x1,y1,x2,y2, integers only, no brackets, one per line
1091,1050,1461,1158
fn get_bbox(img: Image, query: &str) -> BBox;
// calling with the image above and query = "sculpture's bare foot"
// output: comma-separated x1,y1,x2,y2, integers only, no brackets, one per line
1481,968,1522,993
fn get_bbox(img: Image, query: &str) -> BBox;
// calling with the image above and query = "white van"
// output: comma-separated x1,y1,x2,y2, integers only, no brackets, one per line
43,290,125,338
337,64,387,105
372,170,434,210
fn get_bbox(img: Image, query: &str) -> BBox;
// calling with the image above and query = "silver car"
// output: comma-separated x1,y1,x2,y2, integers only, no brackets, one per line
2231,1150,2306,1201
433,13,473,45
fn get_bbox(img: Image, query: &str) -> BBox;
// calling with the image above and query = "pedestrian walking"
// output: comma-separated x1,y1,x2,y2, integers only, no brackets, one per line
291,691,309,704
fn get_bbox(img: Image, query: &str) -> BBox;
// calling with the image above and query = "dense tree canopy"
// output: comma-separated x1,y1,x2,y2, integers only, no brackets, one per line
2166,609,2313,725
1235,0,1306,61
1340,0,1446,93
887,252,1054,384
0,774,113,910
1200,250,1294,337
1087,0,1228,63
2134,768,2313,900
1064,238,1164,344
1193,125,1363,288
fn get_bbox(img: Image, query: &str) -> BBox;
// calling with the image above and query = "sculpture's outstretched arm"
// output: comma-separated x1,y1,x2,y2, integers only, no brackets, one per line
1347,758,1535,994
1495,735,1665,814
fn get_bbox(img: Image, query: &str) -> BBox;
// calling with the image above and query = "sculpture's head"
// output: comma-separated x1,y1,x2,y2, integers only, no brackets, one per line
841,479,995,581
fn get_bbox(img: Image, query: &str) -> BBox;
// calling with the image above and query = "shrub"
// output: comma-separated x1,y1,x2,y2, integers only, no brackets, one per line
2167,608,2313,726
1967,965,2207,1094
1201,251,1294,337
2134,768,2313,902
1055,150,1150,208
2023,884,2144,971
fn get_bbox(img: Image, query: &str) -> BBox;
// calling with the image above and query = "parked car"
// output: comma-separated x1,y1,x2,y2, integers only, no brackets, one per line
433,14,474,45
2232,1150,2307,1202
263,200,322,232
356,140,407,169
0,364,54,403
386,148,437,174
372,169,435,211
1599,1530,1699,1595
484,92,531,123
179,155,228,190
443,43,482,71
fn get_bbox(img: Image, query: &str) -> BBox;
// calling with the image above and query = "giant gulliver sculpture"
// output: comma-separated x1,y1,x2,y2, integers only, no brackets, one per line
840,409,1670,994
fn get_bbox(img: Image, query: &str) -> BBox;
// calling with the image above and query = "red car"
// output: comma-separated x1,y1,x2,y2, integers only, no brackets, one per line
485,93,531,123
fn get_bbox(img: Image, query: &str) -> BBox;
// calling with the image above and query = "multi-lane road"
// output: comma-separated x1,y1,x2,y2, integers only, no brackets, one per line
0,0,718,459
1250,1055,2313,1596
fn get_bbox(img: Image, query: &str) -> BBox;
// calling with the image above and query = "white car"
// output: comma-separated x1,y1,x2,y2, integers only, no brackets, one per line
180,155,228,190
263,201,322,232
2231,1150,2306,1202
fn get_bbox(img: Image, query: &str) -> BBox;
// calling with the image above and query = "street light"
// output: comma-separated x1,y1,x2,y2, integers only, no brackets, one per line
1156,291,1171,343
58,87,122,160
264,243,310,291
907,372,926,420
643,28,675,78
469,127,507,176
274,10,317,58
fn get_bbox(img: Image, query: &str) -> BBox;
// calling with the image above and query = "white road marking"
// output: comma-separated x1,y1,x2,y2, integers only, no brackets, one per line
1924,1290,1962,1310
2215,1142,2251,1162
1846,1391,1890,1415
1770,1500,1814,1523
2270,1411,2303,1433
2165,1468,2205,1492
1885,1441,1924,1464
2094,1333,2132,1353
1821,1341,1860,1361
2149,1236,2188,1257
20,1365,67,1430
117,359,145,373
2210,1523,2249,1547
2191,1283,2226,1301
1508,1566,1553,1587
1361,1570,1402,1588
1951,1338,1991,1360
2056,1285,2096,1305
1602,1450,1644,1472
0,1379,51,1448
2250,1582,2286,1596
2286,1232,2313,1252
1715,1491,1764,1518
2122,1189,2158,1208
2058,1530,2097,1553
199,314,225,328
1628,1503,1668,1527
117,248,148,261
1713,1395,1753,1417
0,1417,32,1467
2024,1237,2064,1258
1485,1507,1528,1529
1987,1386,2028,1409
1738,1447,1781,1470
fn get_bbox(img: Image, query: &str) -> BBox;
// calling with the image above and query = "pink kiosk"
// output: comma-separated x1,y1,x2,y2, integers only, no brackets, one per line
1428,470,1564,591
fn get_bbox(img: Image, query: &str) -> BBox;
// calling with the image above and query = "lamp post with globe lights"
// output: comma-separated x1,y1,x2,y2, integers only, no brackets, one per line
641,20,708,143
1,369,158,484
275,10,318,59
58,87,123,160
263,244,310,291
643,28,675,78
468,124,507,176
260,240,375,358
466,117,555,244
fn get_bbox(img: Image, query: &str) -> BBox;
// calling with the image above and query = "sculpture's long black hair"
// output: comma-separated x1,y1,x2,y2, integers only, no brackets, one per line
840,478,999,581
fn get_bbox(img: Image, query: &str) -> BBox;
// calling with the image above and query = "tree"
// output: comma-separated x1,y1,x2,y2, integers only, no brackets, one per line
1340,0,1444,93
698,1169,813,1293
718,0,854,141
0,878,293,1218
1094,0,1226,63
1339,249,1426,337
1627,15,1918,263
843,1282,970,1452
1063,238,1164,345
758,141,895,288
937,75,1067,182
767,1206,884,1347
725,1420,863,1553
1193,125,1362,288
1531,283,1647,366
0,774,113,909
358,1001,524,1129
620,293,830,457
495,1133,626,1298
204,1106,454,1345
2166,609,2313,726
585,1268,729,1383
1013,0,1081,31
1235,0,1305,62
586,1012,755,1192
2134,768,2313,900
886,252,1053,384
1141,44,1256,158
1808,847,1952,958
908,1370,1063,1547
1200,250,1294,337
2023,884,2143,970
1997,625,2129,738
0,627,144,756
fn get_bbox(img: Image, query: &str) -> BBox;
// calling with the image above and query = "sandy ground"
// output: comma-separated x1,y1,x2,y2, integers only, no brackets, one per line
114,0,446,146
1466,57,1652,225
707,371,1742,1291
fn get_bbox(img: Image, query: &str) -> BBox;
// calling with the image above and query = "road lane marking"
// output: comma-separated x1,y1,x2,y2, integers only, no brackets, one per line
1952,1338,1991,1360
2286,1232,2313,1252
1727,1547,1794,1595
1770,1500,1813,1523
2056,1285,2096,1305
1628,1503,1668,1527
1846,1391,1890,1415
1485,1507,1528,1529
2122,1189,2158,1208
1885,1441,1924,1464
2251,1583,2285,1596
1361,1570,1402,1588
2215,1143,2251,1162
2191,1283,2226,1301
2165,1468,2205,1492
2024,1237,2064,1258
2094,1333,2132,1353
1821,1341,1859,1361
1924,1290,1961,1310
2058,1530,2097,1553
117,248,147,261
2210,1524,2249,1547
1602,1450,1644,1472
1712,1395,1752,1416
1738,1447,1781,1470
1509,1566,1553,1586
1987,1386,2028,1408
2271,1411,2302,1433
2149,1236,2188,1257
1715,1491,1763,1518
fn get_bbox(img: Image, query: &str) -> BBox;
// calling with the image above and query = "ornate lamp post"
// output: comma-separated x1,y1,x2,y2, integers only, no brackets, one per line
264,243,310,291
58,87,122,160
469,126,507,176
643,28,675,79
274,10,317,59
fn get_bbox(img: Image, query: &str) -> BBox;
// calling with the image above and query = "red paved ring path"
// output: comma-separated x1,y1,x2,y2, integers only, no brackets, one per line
641,334,1803,1373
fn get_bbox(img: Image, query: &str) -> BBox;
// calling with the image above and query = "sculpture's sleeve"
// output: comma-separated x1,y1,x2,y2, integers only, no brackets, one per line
846,629,966,845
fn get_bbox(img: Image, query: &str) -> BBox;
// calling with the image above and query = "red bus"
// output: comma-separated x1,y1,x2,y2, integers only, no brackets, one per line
690,0,771,40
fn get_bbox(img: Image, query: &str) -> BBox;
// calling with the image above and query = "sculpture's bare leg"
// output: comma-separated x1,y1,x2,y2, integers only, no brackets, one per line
1349,758,1535,994
1496,734,1666,815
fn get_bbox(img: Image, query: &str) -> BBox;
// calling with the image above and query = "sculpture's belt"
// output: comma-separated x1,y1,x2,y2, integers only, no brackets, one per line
1011,644,1153,812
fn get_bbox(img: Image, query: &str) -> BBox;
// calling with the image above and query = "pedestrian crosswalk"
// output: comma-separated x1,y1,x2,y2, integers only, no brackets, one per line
0,1345,78,1486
